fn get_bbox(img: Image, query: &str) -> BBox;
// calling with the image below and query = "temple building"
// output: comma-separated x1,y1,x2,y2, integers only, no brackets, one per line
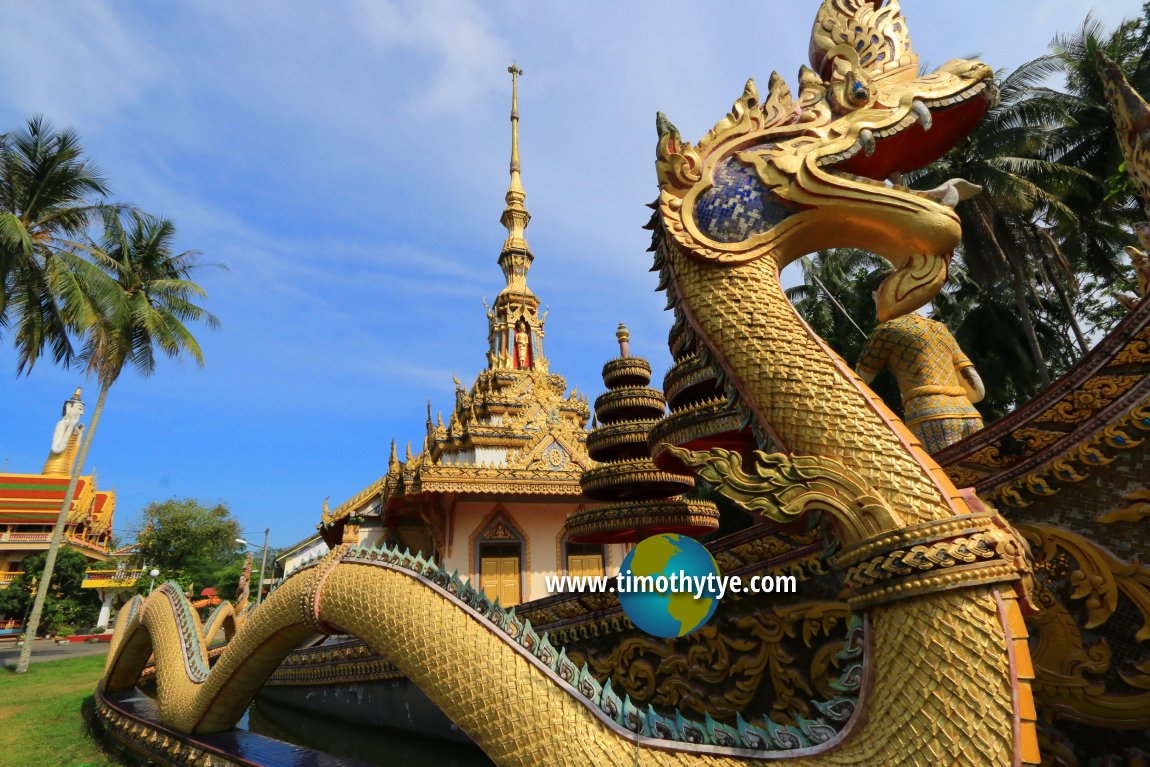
276,531,328,577
317,67,623,605
0,388,116,588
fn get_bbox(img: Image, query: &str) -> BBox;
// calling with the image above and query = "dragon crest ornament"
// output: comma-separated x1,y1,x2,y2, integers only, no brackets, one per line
657,0,994,321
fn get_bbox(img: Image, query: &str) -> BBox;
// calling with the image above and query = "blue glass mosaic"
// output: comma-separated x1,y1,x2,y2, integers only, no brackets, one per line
693,151,796,243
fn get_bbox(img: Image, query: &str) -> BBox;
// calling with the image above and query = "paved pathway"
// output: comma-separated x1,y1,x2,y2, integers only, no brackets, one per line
0,637,111,667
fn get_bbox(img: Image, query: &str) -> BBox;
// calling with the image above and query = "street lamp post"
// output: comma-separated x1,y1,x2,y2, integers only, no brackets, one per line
235,528,270,605
148,568,160,595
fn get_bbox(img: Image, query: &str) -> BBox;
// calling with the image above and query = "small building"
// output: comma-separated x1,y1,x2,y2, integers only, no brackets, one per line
0,389,116,589
318,70,624,604
276,531,329,578
80,550,143,631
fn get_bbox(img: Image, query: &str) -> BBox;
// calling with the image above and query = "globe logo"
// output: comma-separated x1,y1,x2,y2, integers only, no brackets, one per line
617,534,722,638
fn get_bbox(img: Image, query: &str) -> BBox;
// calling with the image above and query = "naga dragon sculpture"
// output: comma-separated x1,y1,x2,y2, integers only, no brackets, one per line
1097,50,1150,307
96,2,1042,764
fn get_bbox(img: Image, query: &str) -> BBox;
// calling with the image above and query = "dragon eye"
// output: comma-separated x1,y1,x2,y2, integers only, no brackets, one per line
849,82,869,104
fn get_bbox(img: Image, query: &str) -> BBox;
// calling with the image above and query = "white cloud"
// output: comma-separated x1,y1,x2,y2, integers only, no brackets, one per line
354,0,509,114
0,0,170,126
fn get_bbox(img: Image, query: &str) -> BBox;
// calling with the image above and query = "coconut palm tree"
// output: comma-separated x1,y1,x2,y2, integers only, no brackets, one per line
1046,13,1149,213
976,10,1150,359
1027,12,1149,307
909,56,1098,388
0,116,110,372
932,258,1070,419
15,210,218,674
787,249,884,353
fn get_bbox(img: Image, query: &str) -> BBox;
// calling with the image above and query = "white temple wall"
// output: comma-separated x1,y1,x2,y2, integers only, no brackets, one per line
473,448,508,467
280,536,330,576
443,500,624,603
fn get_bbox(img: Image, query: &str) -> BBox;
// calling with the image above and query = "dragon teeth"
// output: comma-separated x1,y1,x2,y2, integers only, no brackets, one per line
910,100,933,131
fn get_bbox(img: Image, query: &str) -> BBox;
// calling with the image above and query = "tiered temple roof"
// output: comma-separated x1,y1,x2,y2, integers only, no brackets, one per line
565,324,719,542
0,474,114,536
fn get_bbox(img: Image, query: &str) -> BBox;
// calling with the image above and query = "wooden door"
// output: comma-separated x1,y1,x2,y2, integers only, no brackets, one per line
480,554,520,606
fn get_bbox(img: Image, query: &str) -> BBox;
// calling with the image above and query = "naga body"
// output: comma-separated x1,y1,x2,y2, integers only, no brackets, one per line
97,2,1042,764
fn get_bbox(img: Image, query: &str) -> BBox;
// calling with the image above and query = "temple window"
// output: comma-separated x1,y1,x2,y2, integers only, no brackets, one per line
565,542,605,578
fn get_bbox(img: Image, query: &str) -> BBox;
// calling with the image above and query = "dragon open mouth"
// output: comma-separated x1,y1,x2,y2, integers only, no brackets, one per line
818,78,994,202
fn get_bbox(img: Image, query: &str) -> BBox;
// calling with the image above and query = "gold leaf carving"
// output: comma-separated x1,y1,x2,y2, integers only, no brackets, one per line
1021,522,1150,729
584,601,850,723
1097,487,1150,525
667,446,902,547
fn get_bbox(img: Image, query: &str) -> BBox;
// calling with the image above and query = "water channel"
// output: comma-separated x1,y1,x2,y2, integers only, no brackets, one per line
240,696,495,766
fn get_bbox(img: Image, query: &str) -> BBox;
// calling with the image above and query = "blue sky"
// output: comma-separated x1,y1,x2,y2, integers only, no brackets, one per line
0,0,1140,550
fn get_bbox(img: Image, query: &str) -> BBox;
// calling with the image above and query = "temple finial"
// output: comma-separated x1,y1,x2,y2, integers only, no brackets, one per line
616,323,631,358
509,64,524,181
500,64,531,261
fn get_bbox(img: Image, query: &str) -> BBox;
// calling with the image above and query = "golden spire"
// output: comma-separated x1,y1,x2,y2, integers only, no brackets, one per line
485,64,548,374
508,64,525,203
499,64,533,278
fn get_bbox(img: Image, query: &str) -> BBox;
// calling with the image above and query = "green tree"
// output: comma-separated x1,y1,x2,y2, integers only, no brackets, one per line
16,210,218,674
0,116,110,370
1045,11,1149,226
211,556,250,603
786,251,1068,422
0,548,100,634
787,249,885,354
133,498,242,589
933,261,1072,419
1032,11,1149,341
909,56,1095,388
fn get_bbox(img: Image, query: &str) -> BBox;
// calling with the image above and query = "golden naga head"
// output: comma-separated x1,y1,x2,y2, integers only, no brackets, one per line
656,0,996,320
811,0,918,112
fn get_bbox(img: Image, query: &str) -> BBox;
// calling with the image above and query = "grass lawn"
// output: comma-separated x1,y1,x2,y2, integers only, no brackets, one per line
0,654,124,767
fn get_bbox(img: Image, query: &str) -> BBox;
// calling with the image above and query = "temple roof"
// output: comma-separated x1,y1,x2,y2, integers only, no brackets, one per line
403,369,591,493
0,473,114,530
936,297,1150,508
